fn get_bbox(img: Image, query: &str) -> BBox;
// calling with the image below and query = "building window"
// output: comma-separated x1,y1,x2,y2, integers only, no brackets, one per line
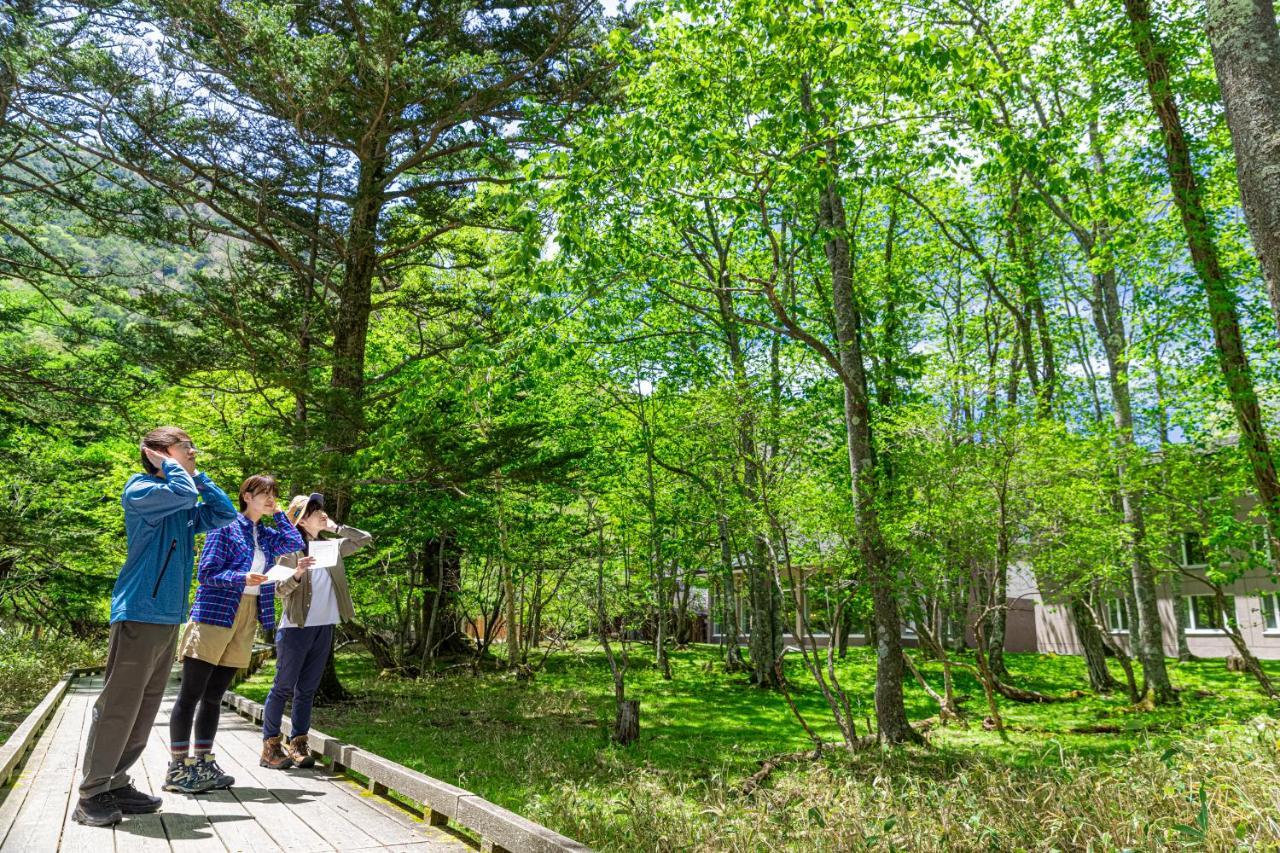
1256,530,1276,567
1105,599,1129,633
1261,592,1280,633
1181,532,1207,567
1185,594,1234,632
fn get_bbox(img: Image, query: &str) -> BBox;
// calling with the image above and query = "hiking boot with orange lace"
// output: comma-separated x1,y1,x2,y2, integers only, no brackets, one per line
287,734,315,768
259,735,293,770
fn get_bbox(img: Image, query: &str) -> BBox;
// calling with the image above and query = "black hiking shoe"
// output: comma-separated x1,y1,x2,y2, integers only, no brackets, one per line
72,792,122,827
110,782,162,814
197,754,234,789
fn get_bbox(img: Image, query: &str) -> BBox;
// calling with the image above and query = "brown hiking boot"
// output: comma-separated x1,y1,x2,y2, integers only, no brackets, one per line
286,734,315,768
260,736,293,770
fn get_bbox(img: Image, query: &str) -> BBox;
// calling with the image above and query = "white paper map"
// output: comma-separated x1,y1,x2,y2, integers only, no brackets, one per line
264,564,296,583
262,538,342,584
308,537,342,569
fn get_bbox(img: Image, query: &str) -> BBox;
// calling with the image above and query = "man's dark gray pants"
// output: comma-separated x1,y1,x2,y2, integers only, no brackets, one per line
79,621,179,798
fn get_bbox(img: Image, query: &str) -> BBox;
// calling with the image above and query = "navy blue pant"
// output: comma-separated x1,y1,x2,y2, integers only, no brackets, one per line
263,624,333,740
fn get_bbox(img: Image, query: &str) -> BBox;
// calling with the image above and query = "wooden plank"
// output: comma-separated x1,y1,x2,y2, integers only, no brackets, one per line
0,672,73,787
0,688,91,851
115,808,172,853
219,690,588,852
55,681,108,853
193,788,286,853
149,693,286,853
211,729,380,850
199,734,333,853
348,844,479,853
0,698,71,849
139,727,226,852
219,729,460,850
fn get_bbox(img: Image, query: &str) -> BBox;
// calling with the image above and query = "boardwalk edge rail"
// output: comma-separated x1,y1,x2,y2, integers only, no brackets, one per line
225,648,593,853
0,665,106,789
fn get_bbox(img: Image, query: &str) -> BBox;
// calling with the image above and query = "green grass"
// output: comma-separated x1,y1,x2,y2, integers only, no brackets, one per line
236,644,1280,851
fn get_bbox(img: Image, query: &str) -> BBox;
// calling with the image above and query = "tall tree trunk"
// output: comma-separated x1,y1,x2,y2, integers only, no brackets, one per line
495,479,520,669
316,153,385,702
817,169,917,743
1122,0,1280,557
638,395,672,680
420,533,467,660
1016,200,1057,413
835,602,855,660
1089,263,1176,703
326,153,385,519
313,646,350,703
1070,596,1119,692
1205,0,1280,341
1150,357,1195,663
706,224,784,687
1168,573,1194,661
716,512,749,672
985,487,1011,681
1037,108,1176,704
293,149,325,454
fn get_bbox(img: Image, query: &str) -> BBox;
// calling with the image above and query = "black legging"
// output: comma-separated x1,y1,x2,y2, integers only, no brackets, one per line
170,656,238,755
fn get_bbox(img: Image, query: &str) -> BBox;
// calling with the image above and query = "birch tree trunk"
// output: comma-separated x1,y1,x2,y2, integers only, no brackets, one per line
707,228,784,687
817,176,917,743
1122,0,1280,558
1205,0,1280,341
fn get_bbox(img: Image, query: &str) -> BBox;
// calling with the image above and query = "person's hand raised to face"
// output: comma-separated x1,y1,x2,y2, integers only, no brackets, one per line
143,440,198,477
143,445,170,472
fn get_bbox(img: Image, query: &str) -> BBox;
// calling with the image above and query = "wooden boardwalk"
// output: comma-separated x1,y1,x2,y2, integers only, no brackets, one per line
0,674,475,852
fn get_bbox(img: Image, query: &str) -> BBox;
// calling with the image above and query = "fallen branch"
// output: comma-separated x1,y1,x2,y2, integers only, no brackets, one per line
740,746,825,796
993,680,1084,704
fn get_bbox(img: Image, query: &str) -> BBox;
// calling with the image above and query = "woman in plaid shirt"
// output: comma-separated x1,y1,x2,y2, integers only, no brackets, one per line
163,474,313,794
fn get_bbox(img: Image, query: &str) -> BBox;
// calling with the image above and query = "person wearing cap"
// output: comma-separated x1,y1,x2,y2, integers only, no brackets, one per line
164,474,309,793
260,492,372,770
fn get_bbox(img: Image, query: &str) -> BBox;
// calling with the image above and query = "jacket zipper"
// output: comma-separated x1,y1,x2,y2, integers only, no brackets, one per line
152,538,177,598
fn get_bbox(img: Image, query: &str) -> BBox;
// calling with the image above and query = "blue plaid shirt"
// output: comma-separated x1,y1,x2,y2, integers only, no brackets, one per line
190,511,304,632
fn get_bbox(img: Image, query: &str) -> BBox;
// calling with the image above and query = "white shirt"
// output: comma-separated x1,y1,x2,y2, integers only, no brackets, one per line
279,538,342,628
244,527,264,597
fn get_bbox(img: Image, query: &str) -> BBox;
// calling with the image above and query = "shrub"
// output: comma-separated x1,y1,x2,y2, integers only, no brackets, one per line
0,628,102,740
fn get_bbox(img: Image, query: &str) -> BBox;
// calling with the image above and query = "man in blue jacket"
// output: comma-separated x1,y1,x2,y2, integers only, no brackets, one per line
74,426,238,827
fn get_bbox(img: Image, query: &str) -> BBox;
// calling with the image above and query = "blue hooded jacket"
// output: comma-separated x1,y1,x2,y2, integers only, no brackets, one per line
110,458,238,625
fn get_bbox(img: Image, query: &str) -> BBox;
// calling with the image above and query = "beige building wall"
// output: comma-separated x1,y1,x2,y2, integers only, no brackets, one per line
1033,568,1280,660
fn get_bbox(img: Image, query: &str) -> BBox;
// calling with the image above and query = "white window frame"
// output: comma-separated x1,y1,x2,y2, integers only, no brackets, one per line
1105,598,1129,634
1184,594,1234,634
1260,592,1280,635
1181,532,1207,568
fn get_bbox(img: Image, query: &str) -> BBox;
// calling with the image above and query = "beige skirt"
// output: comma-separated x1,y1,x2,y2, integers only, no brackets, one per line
178,594,259,669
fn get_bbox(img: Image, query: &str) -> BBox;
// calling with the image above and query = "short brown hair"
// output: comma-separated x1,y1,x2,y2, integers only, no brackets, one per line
238,474,279,512
140,426,192,475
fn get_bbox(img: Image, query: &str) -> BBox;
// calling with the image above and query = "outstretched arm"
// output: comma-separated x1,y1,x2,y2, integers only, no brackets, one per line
192,474,238,534
259,511,305,559
336,525,374,557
